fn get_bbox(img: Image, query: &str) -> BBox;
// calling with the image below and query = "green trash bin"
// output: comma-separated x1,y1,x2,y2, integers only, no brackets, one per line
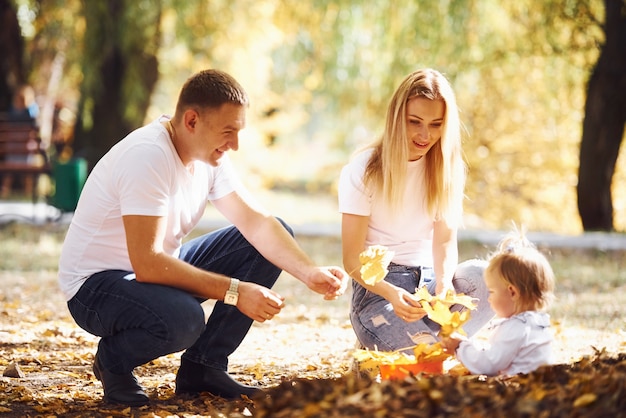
50,158,87,212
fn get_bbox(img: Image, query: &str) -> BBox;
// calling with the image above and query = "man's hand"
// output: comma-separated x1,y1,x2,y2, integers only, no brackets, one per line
303,266,349,300
236,282,285,322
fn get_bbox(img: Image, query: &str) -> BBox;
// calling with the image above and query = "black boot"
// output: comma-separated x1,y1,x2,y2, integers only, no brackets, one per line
93,353,149,406
175,358,261,400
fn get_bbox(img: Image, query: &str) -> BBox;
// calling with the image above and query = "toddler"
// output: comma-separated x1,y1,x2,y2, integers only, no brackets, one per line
441,230,555,375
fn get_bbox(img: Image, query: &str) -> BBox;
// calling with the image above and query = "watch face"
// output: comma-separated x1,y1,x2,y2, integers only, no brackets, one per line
225,292,238,305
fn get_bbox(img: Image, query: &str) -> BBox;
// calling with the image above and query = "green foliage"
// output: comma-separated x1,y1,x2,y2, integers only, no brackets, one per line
13,0,625,233
258,0,616,233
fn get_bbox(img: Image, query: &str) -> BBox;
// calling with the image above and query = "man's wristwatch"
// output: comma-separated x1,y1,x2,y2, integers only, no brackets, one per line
224,278,239,306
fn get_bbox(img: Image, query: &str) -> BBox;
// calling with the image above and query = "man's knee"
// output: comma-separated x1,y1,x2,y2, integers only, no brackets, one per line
165,300,206,350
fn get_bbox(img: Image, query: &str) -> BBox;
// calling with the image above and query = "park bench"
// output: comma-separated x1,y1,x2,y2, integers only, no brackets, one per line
0,116,52,203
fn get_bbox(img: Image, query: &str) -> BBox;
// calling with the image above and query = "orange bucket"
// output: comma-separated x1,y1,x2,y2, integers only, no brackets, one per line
379,361,443,380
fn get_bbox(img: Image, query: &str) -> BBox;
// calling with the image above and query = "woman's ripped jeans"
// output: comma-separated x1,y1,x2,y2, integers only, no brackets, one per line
350,259,494,352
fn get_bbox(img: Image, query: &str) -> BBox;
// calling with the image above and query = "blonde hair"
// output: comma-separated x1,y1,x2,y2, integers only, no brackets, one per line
487,228,556,311
363,68,466,224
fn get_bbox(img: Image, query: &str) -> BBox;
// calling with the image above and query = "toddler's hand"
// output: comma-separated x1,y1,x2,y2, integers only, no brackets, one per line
440,336,462,353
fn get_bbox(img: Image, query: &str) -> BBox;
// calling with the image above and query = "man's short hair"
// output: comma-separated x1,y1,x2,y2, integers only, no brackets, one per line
176,69,249,113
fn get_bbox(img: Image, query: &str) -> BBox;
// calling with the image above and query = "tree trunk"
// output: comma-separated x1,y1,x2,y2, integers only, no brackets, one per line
577,0,626,231
0,0,25,111
72,1,161,169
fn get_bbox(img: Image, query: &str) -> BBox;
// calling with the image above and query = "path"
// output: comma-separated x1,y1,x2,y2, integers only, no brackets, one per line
2,201,625,250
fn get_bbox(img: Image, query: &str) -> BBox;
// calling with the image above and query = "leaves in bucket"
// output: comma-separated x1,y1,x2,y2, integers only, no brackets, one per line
413,342,450,363
359,245,395,285
352,343,452,374
353,348,416,370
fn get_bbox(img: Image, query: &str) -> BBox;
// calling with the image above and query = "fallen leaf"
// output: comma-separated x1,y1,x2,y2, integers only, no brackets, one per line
3,362,25,378
359,245,394,286
573,393,597,408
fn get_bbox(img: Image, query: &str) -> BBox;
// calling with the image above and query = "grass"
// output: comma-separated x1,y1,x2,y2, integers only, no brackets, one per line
528,246,626,331
2,221,625,333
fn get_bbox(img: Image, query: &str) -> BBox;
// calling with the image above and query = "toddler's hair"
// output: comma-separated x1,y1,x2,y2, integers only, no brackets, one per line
486,228,555,311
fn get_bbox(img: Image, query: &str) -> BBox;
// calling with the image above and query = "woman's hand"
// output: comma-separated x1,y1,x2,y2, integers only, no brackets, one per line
388,288,429,322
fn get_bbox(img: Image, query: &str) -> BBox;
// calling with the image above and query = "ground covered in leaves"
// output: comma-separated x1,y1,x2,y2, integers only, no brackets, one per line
3,271,625,417
1,224,626,417
256,353,626,417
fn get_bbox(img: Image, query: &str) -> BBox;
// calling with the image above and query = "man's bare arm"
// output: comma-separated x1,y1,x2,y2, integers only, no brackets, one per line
122,214,284,321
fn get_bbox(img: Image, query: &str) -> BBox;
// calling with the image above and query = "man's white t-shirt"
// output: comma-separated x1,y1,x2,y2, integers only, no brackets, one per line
58,116,239,301
337,148,434,267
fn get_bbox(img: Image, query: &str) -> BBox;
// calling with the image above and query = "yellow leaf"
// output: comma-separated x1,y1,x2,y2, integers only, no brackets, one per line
446,361,470,376
416,287,476,337
353,348,415,369
443,291,477,310
244,363,266,380
413,342,451,363
422,301,452,326
359,245,394,286
414,286,434,302
421,299,472,338
573,393,597,408
417,288,477,310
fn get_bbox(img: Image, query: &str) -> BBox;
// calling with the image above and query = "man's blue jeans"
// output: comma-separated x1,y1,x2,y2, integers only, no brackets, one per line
67,222,288,375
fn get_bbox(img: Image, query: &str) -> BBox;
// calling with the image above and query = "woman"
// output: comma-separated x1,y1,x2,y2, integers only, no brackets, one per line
338,68,493,352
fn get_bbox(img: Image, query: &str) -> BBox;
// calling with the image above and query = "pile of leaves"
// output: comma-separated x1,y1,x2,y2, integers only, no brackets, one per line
254,351,626,417
2,351,626,417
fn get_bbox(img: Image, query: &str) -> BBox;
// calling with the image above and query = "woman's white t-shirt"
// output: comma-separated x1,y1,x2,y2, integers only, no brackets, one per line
337,148,434,267
58,116,239,300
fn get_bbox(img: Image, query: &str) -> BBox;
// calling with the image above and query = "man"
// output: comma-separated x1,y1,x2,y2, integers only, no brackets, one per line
58,69,348,406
